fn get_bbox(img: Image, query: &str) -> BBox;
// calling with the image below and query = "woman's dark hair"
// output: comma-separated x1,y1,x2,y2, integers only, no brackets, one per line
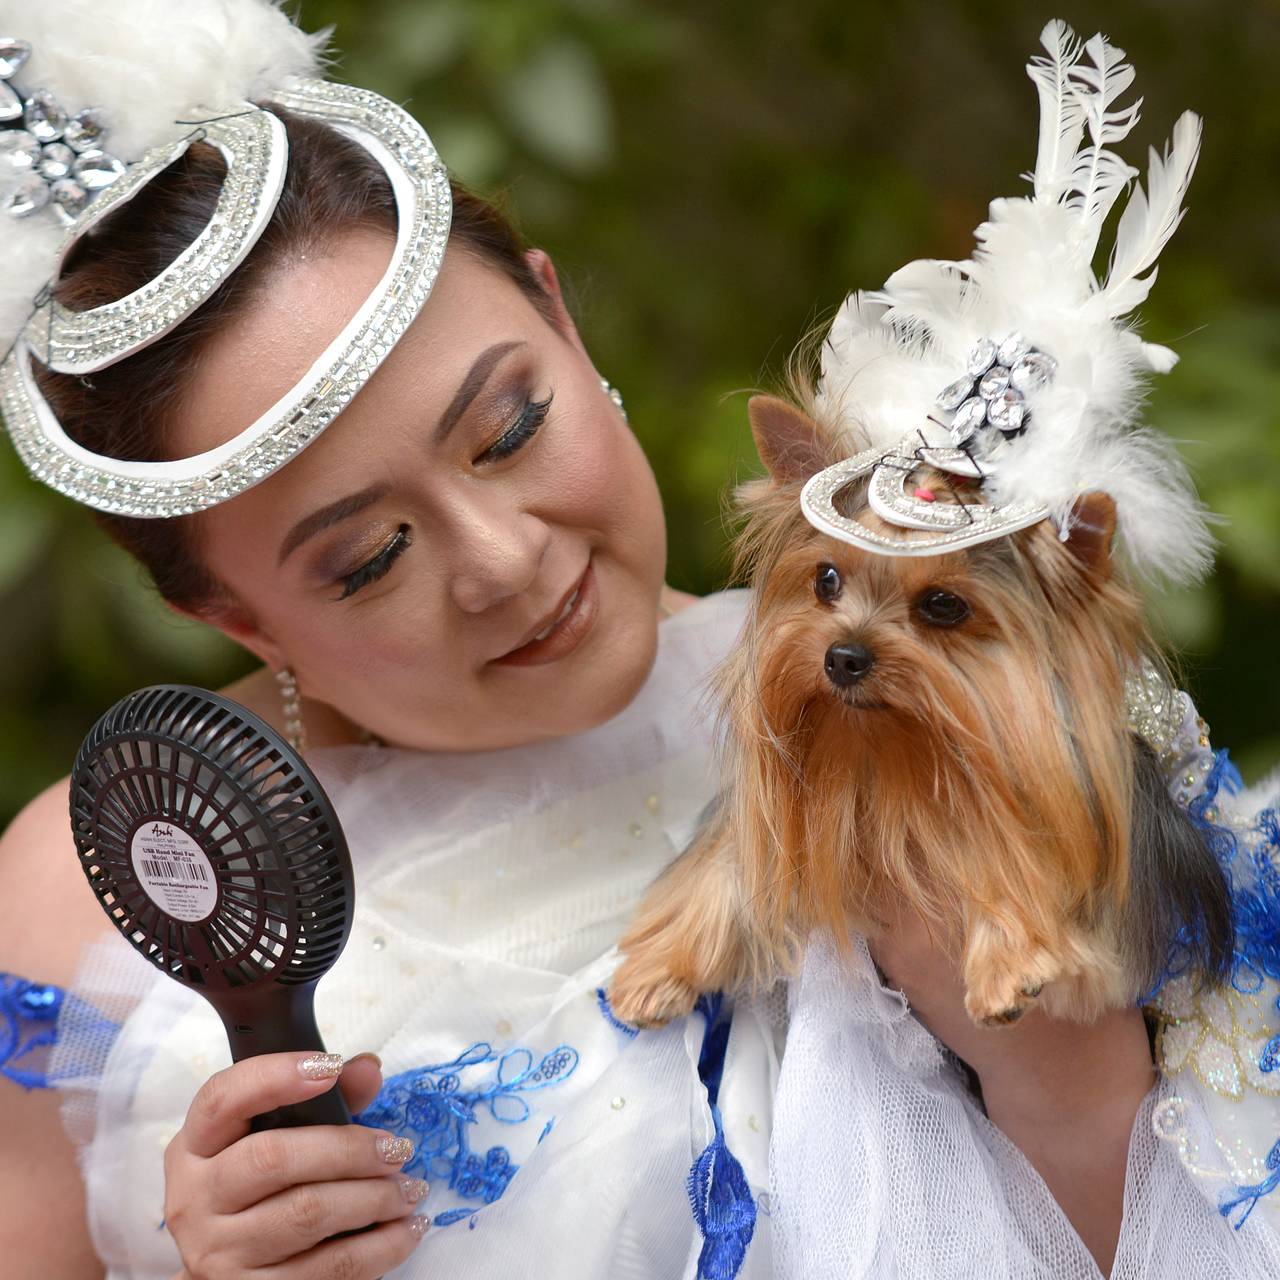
35,107,555,612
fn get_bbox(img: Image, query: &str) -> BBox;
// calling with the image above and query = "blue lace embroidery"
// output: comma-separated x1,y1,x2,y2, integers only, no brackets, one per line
596,983,755,1273
1,973,65,1090
688,993,757,1280
1146,751,1280,1228
1220,1138,1280,1229
355,1040,579,1228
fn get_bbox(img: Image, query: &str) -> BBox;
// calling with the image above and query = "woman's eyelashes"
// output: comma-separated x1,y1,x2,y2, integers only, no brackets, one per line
476,391,553,463
337,524,412,600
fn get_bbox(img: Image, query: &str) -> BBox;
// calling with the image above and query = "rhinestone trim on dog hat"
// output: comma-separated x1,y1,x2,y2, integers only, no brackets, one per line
800,21,1213,585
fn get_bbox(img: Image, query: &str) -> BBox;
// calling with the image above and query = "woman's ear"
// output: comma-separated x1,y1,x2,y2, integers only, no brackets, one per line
166,598,288,674
524,248,589,356
748,395,832,487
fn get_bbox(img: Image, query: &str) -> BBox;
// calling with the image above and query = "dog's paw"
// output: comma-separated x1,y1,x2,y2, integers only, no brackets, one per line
963,937,1061,1028
966,983,1042,1027
608,958,699,1029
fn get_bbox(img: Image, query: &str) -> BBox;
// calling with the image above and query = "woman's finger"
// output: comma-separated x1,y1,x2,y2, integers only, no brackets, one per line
237,1174,429,1264
258,1213,430,1280
338,1052,384,1115
179,1051,349,1159
209,1122,416,1213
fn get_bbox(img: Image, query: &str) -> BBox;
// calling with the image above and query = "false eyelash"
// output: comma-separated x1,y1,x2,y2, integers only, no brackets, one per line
479,392,554,463
338,524,412,600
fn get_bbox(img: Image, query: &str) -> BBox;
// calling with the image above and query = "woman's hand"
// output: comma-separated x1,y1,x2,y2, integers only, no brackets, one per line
867,906,1155,1275
164,1051,429,1279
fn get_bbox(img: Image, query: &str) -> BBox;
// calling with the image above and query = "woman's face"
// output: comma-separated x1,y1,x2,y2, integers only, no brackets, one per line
177,229,668,751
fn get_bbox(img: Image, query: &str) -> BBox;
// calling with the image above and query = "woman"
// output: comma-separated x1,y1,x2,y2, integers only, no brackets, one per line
0,5,1251,1279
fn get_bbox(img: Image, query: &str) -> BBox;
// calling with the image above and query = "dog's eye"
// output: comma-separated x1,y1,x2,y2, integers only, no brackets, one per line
814,563,842,603
915,588,971,627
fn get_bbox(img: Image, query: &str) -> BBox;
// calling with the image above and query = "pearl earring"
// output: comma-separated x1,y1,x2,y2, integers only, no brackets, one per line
275,665,308,754
600,377,627,422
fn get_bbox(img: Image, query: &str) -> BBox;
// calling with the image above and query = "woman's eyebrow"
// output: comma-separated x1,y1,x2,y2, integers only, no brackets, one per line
277,483,390,567
277,340,527,567
432,339,525,445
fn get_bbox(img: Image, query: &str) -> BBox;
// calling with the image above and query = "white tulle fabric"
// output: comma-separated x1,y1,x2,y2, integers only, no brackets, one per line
54,589,782,1279
770,932,1280,1279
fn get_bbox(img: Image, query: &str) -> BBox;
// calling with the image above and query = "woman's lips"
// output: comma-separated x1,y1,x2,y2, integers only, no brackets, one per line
492,560,598,667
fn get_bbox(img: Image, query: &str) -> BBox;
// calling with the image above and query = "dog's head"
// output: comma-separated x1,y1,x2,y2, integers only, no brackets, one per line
721,395,1150,940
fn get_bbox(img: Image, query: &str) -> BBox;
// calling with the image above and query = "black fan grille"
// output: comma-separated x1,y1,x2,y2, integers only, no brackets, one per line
70,686,354,990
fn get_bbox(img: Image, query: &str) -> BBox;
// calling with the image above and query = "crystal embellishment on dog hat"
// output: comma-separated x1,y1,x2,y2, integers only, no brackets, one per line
801,20,1214,586
0,1,452,519
938,331,1058,450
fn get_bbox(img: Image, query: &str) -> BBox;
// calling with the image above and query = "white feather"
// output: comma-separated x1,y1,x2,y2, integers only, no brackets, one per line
817,291,941,453
1141,342,1179,373
1065,32,1143,259
1103,111,1202,318
0,0,329,354
868,258,978,353
1026,20,1086,202
0,0,328,160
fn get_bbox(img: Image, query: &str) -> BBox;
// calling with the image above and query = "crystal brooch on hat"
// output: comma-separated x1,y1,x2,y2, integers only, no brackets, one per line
0,37,125,224
936,331,1058,450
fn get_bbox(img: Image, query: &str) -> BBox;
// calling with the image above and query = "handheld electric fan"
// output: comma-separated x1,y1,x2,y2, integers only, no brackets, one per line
70,684,356,1130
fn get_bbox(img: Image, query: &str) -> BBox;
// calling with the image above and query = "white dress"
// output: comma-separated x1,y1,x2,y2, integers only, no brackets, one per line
51,588,781,1279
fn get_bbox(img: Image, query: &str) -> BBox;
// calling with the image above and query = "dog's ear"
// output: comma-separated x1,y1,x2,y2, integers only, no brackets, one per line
1062,491,1117,577
748,395,830,487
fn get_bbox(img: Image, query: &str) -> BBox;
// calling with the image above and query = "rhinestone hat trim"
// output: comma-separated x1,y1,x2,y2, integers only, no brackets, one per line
0,77,452,518
800,433,1051,556
24,108,287,374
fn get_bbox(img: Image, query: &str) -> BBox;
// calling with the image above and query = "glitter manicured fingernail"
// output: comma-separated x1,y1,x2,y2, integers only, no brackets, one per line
399,1176,429,1203
406,1214,431,1240
297,1052,344,1080
376,1134,415,1164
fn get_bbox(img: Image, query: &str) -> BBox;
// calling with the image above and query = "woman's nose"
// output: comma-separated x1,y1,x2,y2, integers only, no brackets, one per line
445,498,551,615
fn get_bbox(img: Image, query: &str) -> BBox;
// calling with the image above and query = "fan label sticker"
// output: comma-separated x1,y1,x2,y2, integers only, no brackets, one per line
130,821,217,922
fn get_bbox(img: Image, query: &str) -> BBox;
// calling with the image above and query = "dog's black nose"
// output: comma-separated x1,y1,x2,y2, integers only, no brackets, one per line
825,642,875,687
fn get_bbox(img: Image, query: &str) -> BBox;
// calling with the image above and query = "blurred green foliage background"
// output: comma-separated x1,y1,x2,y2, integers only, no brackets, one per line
1,0,1278,827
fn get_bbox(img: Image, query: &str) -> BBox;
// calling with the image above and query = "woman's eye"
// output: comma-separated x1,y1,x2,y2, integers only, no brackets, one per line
914,588,971,627
337,525,412,600
477,392,554,463
814,563,842,603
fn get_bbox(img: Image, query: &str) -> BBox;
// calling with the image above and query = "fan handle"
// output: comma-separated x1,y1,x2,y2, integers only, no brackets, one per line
211,984,353,1131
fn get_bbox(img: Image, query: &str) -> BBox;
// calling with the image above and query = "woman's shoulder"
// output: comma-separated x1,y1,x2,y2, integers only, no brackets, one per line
0,776,115,990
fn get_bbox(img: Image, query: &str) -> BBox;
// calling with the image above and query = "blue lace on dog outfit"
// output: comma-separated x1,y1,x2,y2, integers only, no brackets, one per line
1144,751,1280,1227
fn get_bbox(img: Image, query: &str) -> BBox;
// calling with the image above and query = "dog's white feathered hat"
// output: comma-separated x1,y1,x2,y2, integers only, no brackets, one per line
0,0,451,517
801,20,1211,585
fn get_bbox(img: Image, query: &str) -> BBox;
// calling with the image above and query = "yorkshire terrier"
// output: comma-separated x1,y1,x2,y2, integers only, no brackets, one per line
610,392,1233,1028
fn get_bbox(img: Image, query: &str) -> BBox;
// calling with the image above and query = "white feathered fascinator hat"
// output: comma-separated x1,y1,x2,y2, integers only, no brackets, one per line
0,0,451,517
801,20,1211,585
